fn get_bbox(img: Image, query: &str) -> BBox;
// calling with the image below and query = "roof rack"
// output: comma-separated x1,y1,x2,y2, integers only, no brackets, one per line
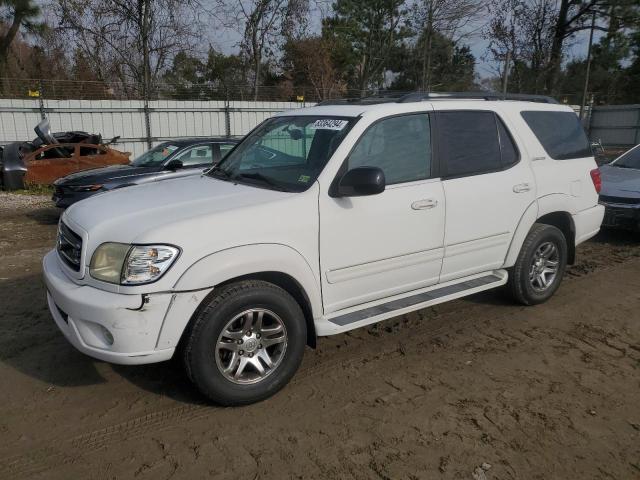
317,91,559,106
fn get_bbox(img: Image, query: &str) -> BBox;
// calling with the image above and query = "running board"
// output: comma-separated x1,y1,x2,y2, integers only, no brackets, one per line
320,270,508,334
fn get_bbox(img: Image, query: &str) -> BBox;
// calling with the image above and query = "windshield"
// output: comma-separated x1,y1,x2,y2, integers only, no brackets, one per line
131,143,180,167
613,145,640,169
208,116,356,192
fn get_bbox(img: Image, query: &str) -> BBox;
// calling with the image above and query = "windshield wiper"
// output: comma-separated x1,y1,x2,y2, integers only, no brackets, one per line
232,172,288,191
207,165,232,179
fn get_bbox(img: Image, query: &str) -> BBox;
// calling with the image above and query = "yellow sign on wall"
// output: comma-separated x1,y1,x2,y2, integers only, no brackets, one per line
28,90,40,97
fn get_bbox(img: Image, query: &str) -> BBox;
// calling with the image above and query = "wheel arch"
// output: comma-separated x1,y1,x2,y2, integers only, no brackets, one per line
216,271,317,348
168,244,322,350
535,211,576,264
504,195,576,268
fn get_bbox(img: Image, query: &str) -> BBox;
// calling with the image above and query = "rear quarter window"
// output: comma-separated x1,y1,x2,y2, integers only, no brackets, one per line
521,111,591,160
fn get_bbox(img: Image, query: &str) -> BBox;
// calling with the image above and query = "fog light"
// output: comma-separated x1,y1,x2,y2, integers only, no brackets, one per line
100,326,114,345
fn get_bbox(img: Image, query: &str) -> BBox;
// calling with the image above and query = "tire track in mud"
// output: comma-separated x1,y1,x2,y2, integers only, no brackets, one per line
1,254,638,479
0,304,474,478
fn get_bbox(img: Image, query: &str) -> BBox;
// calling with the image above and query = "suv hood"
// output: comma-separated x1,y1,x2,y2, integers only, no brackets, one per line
600,164,640,199
55,164,155,186
63,175,291,244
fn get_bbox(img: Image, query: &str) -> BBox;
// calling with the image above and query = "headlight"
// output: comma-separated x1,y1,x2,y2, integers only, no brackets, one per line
89,243,180,285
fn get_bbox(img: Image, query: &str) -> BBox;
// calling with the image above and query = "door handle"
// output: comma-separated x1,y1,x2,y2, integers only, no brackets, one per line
513,183,531,194
411,199,438,210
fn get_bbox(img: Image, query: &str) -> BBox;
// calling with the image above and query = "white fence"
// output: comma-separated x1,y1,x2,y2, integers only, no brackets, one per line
0,99,312,158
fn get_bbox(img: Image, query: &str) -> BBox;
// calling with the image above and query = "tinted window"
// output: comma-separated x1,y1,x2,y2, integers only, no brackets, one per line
521,111,591,160
348,114,431,184
438,111,502,178
614,145,640,169
497,117,519,167
174,144,214,166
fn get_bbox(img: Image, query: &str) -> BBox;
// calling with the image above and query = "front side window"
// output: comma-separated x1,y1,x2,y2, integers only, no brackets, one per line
209,116,356,192
174,145,214,166
347,114,431,184
131,143,180,167
613,145,640,169
438,111,502,178
521,111,591,160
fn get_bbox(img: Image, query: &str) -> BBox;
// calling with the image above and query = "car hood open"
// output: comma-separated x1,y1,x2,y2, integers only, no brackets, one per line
600,164,640,199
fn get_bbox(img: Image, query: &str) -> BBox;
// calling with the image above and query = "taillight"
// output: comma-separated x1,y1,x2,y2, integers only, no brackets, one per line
590,168,602,194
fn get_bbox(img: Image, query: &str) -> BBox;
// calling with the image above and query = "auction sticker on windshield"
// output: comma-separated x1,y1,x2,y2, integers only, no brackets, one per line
311,119,349,130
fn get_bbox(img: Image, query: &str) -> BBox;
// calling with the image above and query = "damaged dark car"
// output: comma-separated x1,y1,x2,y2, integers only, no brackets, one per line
0,119,130,190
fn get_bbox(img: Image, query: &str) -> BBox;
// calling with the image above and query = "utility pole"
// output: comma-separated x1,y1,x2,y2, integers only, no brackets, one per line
142,0,152,149
502,51,511,98
579,11,596,122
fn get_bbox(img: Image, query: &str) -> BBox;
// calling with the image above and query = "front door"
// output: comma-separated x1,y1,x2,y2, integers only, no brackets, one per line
319,113,446,314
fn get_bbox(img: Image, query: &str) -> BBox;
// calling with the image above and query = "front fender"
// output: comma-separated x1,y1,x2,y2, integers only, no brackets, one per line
174,243,322,318
156,244,322,350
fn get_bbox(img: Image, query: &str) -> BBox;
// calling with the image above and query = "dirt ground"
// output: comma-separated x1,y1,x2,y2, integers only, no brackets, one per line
0,192,639,480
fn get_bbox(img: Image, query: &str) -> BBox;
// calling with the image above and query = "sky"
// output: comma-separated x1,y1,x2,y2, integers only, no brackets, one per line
202,2,596,83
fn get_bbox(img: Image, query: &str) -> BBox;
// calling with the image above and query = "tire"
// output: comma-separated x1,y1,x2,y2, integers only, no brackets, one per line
507,223,568,306
182,280,306,406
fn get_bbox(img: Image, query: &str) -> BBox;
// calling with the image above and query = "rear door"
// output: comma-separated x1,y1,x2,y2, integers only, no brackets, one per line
436,109,536,282
319,113,446,313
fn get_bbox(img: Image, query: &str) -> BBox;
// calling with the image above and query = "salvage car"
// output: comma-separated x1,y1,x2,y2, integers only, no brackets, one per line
599,143,640,231
0,119,130,190
43,92,604,406
52,138,239,207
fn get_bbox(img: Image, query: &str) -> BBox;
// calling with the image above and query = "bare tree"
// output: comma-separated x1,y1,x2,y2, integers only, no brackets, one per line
411,0,483,91
485,0,557,94
216,0,308,100
0,0,40,77
52,0,200,96
286,36,344,100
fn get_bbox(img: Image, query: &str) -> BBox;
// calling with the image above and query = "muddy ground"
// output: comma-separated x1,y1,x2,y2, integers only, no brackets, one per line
0,192,639,480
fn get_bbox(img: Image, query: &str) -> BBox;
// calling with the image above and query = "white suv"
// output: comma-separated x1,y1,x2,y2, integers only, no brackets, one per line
44,93,604,405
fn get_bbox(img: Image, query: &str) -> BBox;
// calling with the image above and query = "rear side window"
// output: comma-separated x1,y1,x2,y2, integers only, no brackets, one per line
437,111,502,178
348,113,431,184
521,111,591,160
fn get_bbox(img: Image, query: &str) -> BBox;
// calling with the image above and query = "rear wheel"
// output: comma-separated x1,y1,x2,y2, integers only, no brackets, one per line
183,280,306,405
508,223,568,305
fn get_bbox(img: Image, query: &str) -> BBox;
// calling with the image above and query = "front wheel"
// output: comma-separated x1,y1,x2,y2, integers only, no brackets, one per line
507,223,568,305
182,280,307,405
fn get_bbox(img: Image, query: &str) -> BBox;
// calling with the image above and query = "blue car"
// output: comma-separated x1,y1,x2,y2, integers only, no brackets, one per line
599,144,640,231
52,137,238,207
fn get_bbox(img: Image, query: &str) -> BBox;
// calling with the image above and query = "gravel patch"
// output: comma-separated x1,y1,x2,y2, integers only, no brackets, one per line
0,192,52,211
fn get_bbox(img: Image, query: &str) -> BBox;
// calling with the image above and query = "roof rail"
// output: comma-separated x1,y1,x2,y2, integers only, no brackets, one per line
317,91,558,106
398,91,558,104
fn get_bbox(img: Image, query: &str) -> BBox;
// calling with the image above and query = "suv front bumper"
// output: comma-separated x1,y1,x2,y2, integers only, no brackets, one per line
43,250,180,365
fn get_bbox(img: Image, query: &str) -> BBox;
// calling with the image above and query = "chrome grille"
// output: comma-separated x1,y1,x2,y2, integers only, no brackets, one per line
57,222,82,271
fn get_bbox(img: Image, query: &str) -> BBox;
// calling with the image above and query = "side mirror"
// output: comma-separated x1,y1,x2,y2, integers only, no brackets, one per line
590,139,604,154
335,167,385,197
165,159,183,171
